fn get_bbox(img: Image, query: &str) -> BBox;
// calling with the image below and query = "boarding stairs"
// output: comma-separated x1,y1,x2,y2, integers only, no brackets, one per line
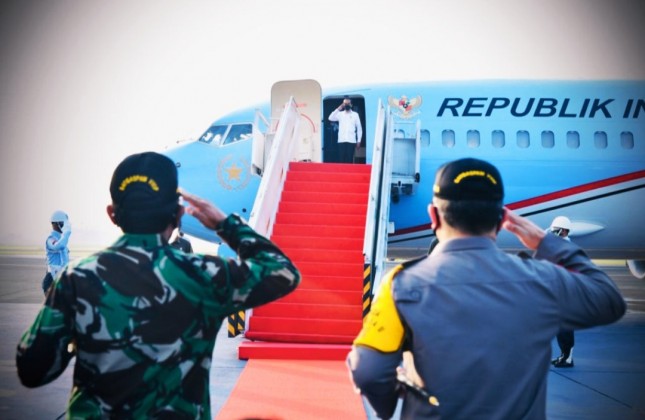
235,93,394,361
239,162,370,360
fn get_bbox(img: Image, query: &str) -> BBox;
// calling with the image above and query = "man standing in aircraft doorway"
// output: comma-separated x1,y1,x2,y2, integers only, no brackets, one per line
329,96,362,163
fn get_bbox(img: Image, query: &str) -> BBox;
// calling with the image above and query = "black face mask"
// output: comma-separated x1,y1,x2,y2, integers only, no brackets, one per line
344,105,352,111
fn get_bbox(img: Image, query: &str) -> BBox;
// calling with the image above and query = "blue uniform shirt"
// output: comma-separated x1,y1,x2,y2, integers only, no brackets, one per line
45,229,70,277
349,234,626,419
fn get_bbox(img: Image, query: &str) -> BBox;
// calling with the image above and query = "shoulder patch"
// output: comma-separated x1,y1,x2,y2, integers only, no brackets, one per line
353,265,406,353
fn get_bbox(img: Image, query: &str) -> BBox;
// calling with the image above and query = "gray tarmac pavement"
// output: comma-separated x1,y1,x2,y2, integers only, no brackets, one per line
1,255,643,419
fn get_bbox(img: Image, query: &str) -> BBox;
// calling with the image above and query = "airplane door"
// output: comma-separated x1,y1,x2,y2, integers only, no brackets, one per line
322,95,366,163
271,80,322,162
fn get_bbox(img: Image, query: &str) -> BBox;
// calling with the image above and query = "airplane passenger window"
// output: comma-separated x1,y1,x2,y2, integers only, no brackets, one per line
199,125,228,145
223,124,253,145
621,131,634,149
467,130,480,148
594,131,608,149
442,130,455,148
492,130,505,148
421,129,430,146
516,130,530,148
541,131,555,148
566,131,580,149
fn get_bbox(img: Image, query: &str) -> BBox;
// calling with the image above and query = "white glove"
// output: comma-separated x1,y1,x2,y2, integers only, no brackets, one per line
61,220,72,234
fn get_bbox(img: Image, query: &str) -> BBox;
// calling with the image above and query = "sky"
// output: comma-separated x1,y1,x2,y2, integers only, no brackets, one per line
1,0,644,251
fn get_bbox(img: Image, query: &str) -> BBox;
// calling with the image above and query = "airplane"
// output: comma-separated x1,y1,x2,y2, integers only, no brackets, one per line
163,79,645,279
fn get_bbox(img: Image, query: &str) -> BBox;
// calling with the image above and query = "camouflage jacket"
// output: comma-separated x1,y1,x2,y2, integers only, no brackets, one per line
17,214,300,419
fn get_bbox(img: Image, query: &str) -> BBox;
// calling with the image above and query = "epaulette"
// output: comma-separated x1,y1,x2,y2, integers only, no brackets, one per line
399,255,427,269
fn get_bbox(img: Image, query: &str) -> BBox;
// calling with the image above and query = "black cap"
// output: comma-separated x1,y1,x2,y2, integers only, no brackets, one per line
433,158,504,201
110,152,179,232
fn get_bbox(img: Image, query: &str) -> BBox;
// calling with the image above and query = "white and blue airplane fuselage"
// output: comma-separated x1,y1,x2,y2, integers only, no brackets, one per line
163,79,645,277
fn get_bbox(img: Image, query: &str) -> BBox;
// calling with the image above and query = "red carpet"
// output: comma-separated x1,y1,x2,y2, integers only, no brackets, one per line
240,162,371,360
215,360,366,419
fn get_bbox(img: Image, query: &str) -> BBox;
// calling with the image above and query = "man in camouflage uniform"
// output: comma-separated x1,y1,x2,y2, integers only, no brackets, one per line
16,151,301,419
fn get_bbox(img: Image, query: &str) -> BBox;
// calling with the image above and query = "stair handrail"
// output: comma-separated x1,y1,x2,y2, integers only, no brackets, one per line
248,96,302,237
251,108,272,175
362,101,395,310
362,100,386,260
235,97,300,335
371,109,395,295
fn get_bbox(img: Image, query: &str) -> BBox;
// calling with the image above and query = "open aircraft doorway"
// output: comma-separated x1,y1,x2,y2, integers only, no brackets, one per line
322,95,366,164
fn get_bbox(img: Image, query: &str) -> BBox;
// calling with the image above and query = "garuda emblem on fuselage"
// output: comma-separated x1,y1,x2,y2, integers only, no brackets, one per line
388,95,422,119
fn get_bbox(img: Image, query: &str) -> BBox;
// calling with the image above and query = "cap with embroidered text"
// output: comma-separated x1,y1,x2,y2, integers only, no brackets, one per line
110,152,179,211
433,158,504,201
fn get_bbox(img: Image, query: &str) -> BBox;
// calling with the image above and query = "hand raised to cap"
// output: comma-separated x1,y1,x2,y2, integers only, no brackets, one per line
502,208,546,250
180,190,227,230
61,221,72,234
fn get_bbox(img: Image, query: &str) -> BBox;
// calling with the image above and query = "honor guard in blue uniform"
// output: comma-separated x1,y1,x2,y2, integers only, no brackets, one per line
43,210,71,294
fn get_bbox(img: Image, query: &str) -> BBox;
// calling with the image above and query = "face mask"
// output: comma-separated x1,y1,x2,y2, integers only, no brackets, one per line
344,105,352,111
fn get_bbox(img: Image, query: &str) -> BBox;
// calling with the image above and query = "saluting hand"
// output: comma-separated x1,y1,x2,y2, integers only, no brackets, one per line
180,190,227,230
61,221,72,234
502,208,546,250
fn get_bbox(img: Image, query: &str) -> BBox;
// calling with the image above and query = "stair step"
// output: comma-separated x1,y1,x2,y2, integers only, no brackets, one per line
275,213,366,226
281,190,368,204
289,161,371,174
247,316,363,336
288,171,371,184
273,235,363,251
253,302,363,320
282,248,363,264
272,224,364,238
243,331,356,345
284,180,369,194
297,261,364,278
238,341,352,360
280,289,362,305
298,275,363,291
279,201,367,215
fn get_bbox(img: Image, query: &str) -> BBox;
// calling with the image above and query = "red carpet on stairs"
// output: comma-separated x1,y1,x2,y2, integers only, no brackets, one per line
239,162,371,360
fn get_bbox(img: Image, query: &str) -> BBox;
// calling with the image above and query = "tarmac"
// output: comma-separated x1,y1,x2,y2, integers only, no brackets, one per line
0,254,643,419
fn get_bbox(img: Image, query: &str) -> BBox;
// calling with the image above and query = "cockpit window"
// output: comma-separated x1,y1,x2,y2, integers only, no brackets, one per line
223,124,253,145
198,125,228,145
198,123,252,146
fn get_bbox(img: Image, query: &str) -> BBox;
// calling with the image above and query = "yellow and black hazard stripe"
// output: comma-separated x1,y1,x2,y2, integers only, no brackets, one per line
362,263,373,320
227,310,245,337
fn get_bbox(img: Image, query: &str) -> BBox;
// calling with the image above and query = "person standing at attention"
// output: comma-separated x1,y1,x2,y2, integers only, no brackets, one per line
43,210,71,295
328,96,362,163
17,151,301,418
347,158,626,419
548,215,577,368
